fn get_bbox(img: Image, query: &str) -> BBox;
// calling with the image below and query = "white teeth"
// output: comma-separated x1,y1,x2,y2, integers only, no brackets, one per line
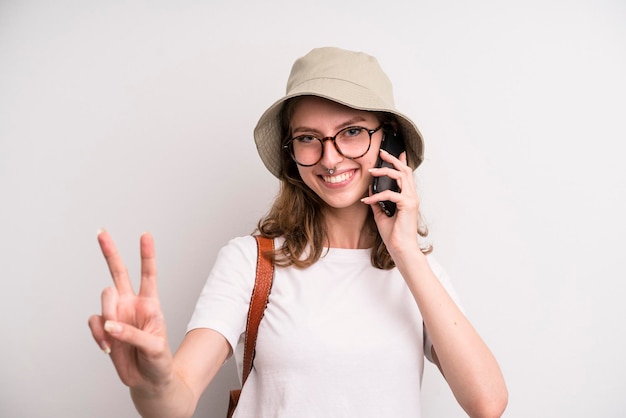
323,171,353,184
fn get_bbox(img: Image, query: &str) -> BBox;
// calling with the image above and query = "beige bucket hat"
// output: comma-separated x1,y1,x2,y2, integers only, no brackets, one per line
253,47,425,178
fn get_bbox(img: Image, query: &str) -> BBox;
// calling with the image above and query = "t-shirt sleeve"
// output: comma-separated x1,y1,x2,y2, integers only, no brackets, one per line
186,235,257,354
423,254,464,363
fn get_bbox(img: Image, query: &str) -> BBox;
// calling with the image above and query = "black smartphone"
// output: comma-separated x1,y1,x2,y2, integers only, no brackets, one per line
372,125,405,217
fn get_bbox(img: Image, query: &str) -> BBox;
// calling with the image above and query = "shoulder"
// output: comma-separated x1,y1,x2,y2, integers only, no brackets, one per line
216,235,260,262
221,234,281,252
213,235,282,274
208,235,259,283
228,234,258,247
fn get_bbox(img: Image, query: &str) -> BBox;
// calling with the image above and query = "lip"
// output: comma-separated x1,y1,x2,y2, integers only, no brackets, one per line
319,169,357,187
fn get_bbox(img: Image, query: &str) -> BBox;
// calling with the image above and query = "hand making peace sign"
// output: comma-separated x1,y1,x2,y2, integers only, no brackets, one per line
88,230,174,392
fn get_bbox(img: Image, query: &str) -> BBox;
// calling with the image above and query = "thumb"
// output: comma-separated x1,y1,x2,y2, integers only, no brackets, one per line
104,320,168,358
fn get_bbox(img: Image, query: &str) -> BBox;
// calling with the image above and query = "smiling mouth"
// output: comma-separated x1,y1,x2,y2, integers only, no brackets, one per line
322,170,354,184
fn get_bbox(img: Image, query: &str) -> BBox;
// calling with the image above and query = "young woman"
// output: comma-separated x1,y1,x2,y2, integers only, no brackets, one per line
89,47,508,418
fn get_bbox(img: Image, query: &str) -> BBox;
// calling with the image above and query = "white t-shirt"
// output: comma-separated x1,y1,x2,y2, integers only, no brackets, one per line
187,235,461,418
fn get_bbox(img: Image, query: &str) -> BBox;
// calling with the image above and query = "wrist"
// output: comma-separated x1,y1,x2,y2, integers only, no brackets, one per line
129,372,192,418
388,240,422,262
390,242,430,275
130,371,176,400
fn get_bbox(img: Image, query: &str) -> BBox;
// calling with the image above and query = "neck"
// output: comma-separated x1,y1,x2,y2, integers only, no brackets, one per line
322,204,375,249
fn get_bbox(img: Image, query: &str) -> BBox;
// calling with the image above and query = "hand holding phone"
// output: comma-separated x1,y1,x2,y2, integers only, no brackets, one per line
371,126,405,216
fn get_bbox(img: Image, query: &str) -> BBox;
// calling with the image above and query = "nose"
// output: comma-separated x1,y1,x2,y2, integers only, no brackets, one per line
319,138,344,170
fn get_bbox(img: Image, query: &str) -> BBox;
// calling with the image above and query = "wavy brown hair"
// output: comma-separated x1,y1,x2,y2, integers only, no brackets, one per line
256,97,432,269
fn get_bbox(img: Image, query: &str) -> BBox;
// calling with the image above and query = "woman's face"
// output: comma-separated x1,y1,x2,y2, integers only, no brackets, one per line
289,96,383,211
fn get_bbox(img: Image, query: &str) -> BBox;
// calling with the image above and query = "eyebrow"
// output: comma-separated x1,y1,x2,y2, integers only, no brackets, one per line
292,116,368,135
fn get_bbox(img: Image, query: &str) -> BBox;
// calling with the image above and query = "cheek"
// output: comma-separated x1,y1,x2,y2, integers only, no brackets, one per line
361,146,381,170
367,153,379,168
296,165,308,178
296,166,316,187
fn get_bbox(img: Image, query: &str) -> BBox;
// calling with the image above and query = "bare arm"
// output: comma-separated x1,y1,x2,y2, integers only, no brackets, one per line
88,231,230,418
129,329,231,418
396,248,508,418
364,150,508,418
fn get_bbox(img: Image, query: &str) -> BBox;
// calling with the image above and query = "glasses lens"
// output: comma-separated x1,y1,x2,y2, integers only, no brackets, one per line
335,127,371,158
291,136,322,166
288,126,374,166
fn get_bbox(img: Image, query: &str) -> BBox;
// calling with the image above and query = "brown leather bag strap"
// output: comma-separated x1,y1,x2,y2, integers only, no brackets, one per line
241,235,274,386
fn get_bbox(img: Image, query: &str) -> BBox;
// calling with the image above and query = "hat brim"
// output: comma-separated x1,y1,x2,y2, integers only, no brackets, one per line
254,78,424,178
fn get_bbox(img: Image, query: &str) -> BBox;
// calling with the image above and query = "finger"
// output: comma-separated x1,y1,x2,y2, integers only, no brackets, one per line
378,148,401,164
362,182,396,206
101,286,119,321
370,153,415,191
364,188,400,205
88,314,112,354
363,182,418,212
380,148,412,169
139,232,158,298
98,229,135,295
104,320,168,358
364,186,386,216
369,166,403,182
399,151,407,165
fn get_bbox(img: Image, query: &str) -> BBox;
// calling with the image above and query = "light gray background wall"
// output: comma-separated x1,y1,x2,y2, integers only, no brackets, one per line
1,1,624,417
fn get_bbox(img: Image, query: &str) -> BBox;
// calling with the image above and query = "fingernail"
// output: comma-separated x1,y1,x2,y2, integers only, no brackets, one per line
104,320,122,335
97,228,106,236
100,340,111,355
368,168,378,172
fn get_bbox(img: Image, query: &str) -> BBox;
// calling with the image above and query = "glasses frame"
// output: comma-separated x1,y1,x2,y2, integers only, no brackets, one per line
283,124,384,167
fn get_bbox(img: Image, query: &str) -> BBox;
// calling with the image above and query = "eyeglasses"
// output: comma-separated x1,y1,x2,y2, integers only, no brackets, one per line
284,124,384,167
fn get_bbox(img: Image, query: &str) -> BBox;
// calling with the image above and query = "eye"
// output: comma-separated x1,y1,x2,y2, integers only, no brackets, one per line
343,127,365,137
294,135,318,144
